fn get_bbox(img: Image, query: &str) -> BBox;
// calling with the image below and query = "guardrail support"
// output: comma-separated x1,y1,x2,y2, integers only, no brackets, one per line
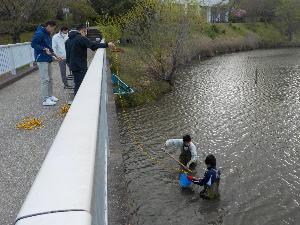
8,46,16,75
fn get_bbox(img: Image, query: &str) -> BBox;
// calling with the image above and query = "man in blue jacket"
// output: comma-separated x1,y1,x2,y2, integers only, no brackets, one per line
31,20,62,106
188,154,221,200
66,24,115,95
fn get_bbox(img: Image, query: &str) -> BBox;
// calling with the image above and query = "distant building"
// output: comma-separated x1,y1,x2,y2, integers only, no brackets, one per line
199,0,230,23
176,0,230,23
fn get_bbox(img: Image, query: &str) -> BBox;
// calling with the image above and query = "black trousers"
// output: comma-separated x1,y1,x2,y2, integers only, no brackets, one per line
73,69,87,95
179,151,197,170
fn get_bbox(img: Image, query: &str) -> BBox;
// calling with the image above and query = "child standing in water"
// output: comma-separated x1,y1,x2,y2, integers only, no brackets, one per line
188,154,221,199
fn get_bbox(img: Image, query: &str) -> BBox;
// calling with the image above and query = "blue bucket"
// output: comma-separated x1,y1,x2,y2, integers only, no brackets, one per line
179,173,192,188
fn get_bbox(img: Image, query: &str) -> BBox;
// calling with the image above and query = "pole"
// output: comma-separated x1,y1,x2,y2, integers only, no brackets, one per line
255,68,258,85
160,148,192,173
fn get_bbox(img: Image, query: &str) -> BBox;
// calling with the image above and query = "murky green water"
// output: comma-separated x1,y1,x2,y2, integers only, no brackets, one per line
119,48,300,225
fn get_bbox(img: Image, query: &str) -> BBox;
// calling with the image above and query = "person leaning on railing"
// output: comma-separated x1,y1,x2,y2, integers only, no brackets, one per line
65,24,115,95
31,20,63,106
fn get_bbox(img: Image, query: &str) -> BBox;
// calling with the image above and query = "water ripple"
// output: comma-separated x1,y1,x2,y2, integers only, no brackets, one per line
119,48,300,225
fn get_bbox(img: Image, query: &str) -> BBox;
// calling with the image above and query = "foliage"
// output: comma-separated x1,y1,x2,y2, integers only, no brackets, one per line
228,0,300,41
0,32,34,44
99,0,205,80
67,0,99,25
230,0,280,22
0,0,100,43
275,0,300,41
98,17,122,42
90,0,135,16
204,24,226,39
0,0,59,43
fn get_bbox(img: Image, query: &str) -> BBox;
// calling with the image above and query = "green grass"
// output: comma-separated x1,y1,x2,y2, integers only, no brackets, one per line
204,22,285,41
0,32,34,44
109,46,172,108
201,22,297,49
242,23,286,46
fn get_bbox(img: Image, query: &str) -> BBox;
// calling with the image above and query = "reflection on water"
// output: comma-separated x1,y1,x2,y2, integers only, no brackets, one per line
118,48,300,225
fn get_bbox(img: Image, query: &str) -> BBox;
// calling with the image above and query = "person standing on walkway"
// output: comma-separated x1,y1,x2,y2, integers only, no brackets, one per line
65,24,115,95
52,26,69,89
31,20,62,106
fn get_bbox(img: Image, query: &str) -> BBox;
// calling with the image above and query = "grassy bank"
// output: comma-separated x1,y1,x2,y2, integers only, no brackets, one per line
113,22,300,108
110,47,172,108
0,32,34,45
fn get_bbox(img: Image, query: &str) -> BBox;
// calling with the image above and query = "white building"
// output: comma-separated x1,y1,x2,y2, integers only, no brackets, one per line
199,0,230,23
177,0,230,23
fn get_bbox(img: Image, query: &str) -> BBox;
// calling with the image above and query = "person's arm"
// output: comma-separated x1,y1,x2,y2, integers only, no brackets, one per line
80,36,108,51
47,41,61,61
189,170,211,186
51,50,61,60
44,47,61,61
31,31,45,51
165,139,183,148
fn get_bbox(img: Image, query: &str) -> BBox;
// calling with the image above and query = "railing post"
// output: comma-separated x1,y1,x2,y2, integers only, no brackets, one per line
28,45,34,67
8,45,16,75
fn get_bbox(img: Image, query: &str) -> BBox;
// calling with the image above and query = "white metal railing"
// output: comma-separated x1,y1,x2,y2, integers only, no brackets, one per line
0,42,35,76
14,48,108,225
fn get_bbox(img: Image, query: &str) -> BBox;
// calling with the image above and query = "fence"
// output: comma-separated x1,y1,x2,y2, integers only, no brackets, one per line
0,42,35,76
14,48,109,225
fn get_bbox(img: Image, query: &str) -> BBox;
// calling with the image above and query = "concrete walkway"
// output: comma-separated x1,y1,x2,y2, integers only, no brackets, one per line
0,62,69,225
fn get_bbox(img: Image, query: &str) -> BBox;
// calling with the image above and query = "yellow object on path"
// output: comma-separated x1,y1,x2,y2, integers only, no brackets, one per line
16,103,70,131
16,117,43,130
59,103,70,116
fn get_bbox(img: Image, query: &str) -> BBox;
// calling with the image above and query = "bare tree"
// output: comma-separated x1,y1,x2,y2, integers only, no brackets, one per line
120,1,204,81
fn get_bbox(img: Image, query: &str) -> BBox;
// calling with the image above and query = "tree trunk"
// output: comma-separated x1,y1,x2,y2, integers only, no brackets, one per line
11,32,21,44
287,12,293,42
288,30,293,42
287,22,293,42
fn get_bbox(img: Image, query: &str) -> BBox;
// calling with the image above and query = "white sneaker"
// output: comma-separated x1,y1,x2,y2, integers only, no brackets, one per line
43,98,57,106
49,96,59,102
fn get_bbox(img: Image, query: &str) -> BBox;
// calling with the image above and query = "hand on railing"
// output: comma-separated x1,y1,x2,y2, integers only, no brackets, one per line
108,42,115,49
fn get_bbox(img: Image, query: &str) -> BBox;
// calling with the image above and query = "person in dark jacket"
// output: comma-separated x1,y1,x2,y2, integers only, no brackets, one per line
31,20,62,106
65,24,115,95
188,154,221,200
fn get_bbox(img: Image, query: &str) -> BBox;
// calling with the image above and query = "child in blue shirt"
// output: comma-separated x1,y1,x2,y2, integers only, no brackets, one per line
188,154,221,199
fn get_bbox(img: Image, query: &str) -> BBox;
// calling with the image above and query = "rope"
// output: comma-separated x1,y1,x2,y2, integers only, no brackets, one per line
113,48,189,174
119,95,183,174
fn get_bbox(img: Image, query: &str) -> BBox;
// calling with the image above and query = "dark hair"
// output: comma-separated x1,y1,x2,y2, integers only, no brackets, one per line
183,134,191,143
45,20,57,27
60,26,69,31
205,154,216,167
76,24,87,31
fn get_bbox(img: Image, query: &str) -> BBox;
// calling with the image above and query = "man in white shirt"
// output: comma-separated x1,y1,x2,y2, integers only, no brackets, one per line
165,134,198,170
52,26,69,88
